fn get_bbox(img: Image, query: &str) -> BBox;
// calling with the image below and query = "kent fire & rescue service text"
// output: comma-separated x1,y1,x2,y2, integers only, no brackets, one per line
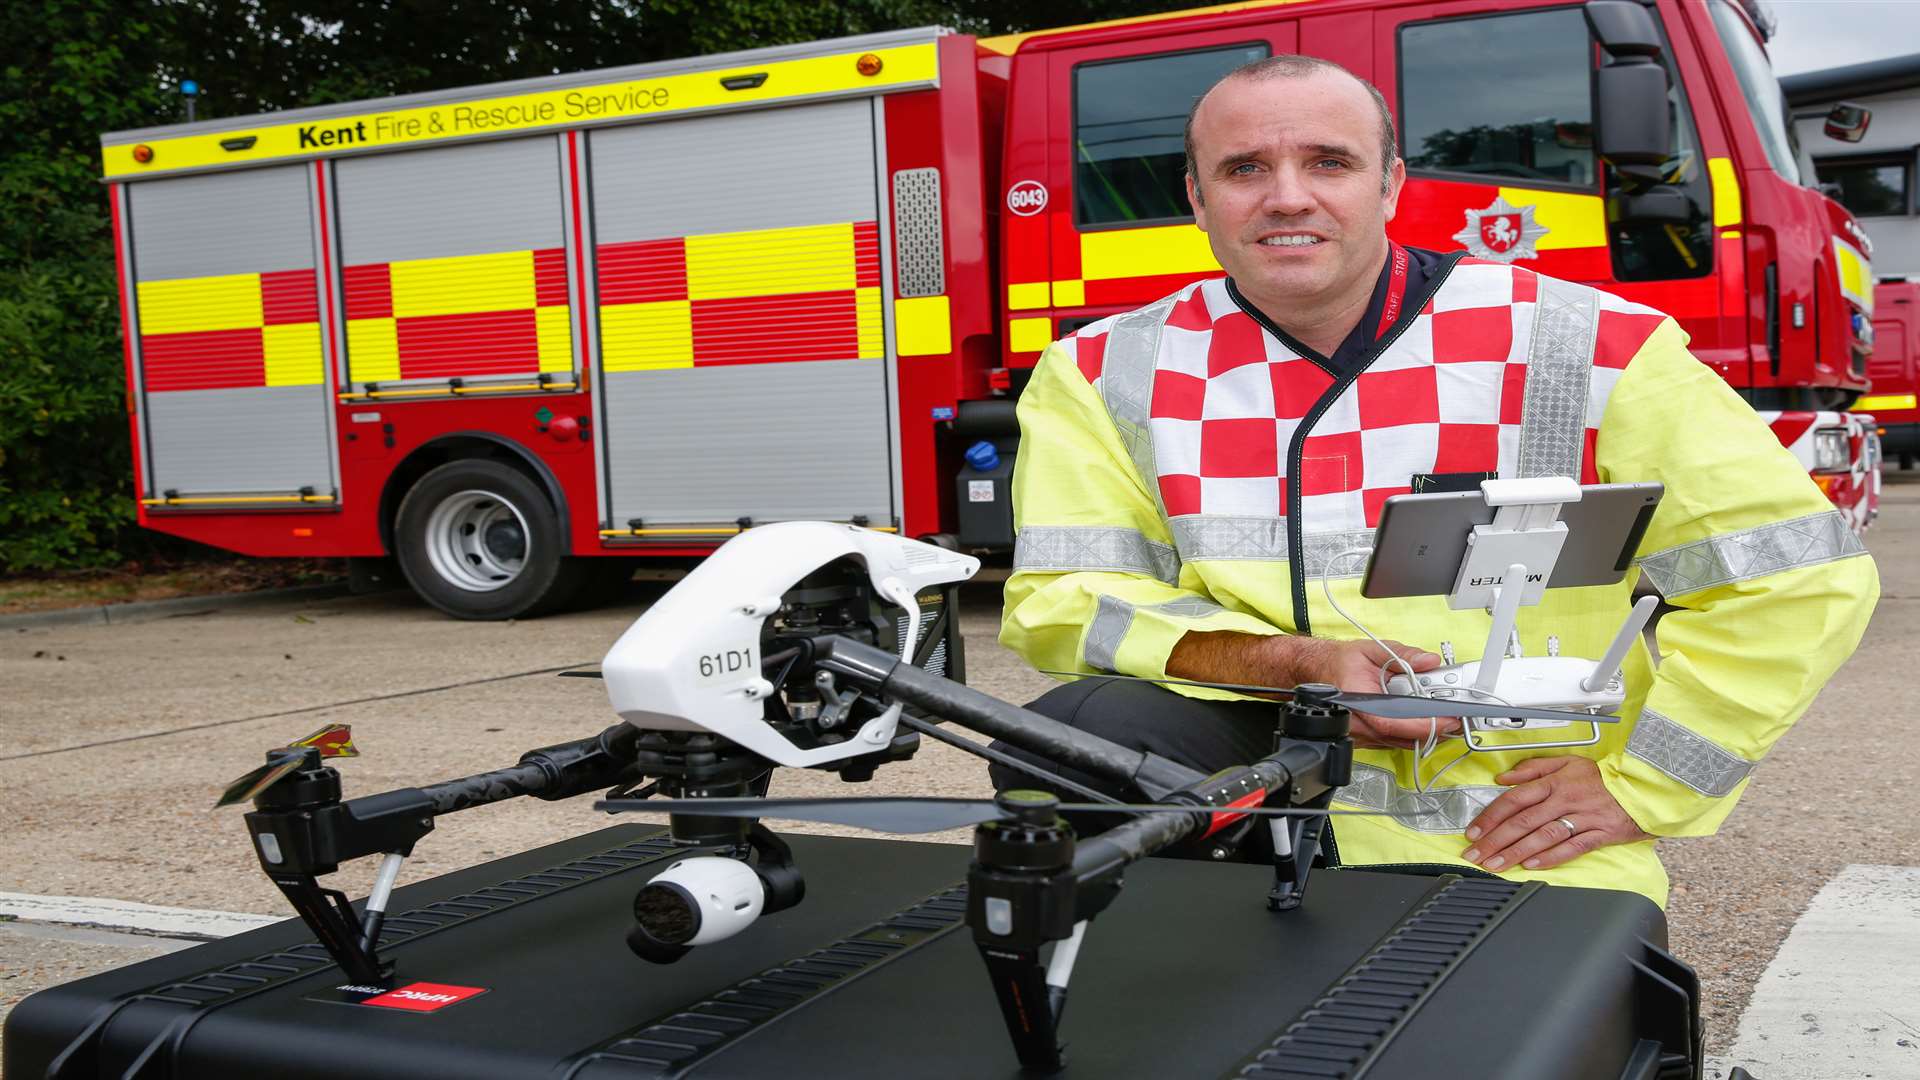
295,84,670,148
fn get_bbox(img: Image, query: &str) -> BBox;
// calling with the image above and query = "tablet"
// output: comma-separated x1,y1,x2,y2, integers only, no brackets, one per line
1359,482,1663,599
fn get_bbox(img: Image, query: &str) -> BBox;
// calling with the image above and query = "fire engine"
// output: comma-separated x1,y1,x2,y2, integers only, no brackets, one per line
1867,279,1919,469
98,0,1878,618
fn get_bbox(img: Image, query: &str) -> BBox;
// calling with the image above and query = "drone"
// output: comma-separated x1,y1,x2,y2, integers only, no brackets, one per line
217,522,1622,1073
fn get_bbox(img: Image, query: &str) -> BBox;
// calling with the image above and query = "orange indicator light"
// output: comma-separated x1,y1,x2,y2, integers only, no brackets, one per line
132,144,154,163
856,53,884,77
292,527,314,537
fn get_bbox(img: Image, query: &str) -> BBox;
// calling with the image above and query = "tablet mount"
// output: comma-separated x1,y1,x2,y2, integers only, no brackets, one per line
1383,477,1658,752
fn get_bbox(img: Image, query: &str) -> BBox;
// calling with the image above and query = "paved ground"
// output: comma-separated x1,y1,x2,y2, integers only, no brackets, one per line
3,473,1917,1074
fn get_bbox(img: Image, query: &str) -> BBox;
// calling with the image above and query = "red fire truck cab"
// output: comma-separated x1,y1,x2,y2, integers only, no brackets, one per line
1867,279,1920,468
99,0,1875,618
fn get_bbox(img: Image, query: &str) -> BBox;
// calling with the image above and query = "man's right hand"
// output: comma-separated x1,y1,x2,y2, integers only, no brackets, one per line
1168,630,1455,751
1288,637,1454,750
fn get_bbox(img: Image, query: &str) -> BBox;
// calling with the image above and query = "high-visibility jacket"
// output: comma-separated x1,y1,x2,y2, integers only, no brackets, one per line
1002,259,1878,906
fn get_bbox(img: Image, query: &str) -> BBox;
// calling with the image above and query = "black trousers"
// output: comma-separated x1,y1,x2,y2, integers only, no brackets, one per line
986,678,1292,861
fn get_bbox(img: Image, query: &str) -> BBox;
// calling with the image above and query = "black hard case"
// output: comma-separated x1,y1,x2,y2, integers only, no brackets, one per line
5,826,1699,1079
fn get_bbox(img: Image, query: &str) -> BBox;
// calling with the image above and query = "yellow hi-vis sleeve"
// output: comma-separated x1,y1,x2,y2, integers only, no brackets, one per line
1593,319,1878,836
1001,340,1285,690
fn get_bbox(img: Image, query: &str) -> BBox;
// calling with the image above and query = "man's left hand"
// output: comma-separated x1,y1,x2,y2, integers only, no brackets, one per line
1460,756,1650,872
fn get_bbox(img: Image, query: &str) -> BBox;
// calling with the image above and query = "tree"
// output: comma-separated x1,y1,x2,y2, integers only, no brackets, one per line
0,0,1165,570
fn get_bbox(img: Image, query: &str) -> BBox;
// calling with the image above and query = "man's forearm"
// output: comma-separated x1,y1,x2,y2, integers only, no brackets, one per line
1167,629,1329,689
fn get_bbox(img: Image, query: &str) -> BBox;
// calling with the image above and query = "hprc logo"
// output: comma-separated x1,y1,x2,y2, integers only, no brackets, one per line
360,981,488,1012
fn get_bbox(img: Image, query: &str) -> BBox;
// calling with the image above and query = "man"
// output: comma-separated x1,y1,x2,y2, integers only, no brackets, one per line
995,56,1877,906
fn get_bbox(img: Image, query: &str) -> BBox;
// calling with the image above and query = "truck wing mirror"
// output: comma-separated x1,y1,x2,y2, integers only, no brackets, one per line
1584,0,1662,56
1585,1,1671,186
1824,102,1872,143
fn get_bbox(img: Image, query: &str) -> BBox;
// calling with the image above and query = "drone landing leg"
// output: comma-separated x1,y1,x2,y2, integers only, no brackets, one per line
268,873,389,984
978,945,1066,1073
1267,798,1332,912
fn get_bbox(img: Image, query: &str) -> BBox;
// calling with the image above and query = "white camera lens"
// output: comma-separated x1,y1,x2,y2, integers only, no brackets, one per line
635,856,766,947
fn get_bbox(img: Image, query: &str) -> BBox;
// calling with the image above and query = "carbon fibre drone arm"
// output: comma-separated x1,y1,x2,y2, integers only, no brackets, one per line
812,636,1209,799
242,724,643,982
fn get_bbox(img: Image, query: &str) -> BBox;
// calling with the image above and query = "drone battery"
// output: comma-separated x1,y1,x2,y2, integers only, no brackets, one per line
5,827,1697,1079
886,584,964,684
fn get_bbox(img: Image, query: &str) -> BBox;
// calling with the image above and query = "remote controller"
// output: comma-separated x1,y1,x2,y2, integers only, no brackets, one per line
1385,657,1624,729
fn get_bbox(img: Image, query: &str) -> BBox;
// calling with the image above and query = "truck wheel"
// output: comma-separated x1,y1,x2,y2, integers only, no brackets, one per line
394,459,584,620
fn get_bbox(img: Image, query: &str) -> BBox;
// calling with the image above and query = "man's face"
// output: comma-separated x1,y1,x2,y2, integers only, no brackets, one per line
1186,70,1405,312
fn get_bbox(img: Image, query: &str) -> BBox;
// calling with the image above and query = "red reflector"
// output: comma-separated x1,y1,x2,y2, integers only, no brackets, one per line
1813,473,1841,496
988,368,1012,391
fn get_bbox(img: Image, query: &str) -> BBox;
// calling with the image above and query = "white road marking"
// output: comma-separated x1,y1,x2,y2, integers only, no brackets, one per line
0,919,200,952
0,892,281,941
1707,865,1920,1079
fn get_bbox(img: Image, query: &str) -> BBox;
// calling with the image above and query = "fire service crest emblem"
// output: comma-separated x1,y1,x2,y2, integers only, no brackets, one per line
1452,196,1549,263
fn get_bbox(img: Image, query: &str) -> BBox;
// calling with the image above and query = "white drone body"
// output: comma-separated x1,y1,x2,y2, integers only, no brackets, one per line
601,523,979,767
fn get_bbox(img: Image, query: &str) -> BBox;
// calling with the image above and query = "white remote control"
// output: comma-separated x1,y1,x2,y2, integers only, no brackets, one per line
1385,657,1624,729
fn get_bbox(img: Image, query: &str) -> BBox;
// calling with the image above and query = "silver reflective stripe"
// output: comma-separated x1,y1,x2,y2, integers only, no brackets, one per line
1085,595,1228,671
1084,595,1136,671
1637,510,1867,597
1517,277,1598,480
1014,525,1180,585
1625,708,1754,797
1332,762,1504,834
1300,530,1378,579
1170,515,1289,561
1100,294,1179,512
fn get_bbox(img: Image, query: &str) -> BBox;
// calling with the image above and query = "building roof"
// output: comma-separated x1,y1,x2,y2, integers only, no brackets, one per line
1783,52,1920,107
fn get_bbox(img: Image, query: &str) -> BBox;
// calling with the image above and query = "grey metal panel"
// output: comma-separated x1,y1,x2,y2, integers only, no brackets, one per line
870,96,905,543
308,162,343,487
891,168,945,297
567,131,613,529
589,99,877,240
334,136,563,264
103,28,943,144
115,184,158,499
145,387,334,495
602,361,892,524
128,165,314,279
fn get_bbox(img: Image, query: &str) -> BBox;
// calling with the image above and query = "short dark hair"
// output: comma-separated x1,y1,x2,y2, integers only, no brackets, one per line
1183,55,1399,202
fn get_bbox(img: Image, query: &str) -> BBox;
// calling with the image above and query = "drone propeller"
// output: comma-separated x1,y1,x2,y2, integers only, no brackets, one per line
596,795,1386,836
1038,670,1614,725
214,723,359,809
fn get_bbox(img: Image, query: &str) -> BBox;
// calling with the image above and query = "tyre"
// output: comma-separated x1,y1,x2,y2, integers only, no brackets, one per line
393,458,585,620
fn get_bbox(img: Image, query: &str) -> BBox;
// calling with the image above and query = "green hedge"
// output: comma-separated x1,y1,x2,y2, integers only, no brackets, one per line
0,0,1164,571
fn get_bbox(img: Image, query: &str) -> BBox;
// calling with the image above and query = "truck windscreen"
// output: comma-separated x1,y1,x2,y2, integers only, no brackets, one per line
1709,0,1802,185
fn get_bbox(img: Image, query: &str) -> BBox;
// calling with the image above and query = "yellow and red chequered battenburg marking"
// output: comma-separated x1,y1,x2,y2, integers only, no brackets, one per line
137,270,324,391
597,221,881,371
342,249,571,382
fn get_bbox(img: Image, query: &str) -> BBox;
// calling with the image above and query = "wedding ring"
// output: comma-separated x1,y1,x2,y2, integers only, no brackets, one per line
1558,817,1577,835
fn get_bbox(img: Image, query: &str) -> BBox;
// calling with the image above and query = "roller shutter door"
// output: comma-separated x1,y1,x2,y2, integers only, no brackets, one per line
333,136,572,389
127,165,335,500
589,97,894,529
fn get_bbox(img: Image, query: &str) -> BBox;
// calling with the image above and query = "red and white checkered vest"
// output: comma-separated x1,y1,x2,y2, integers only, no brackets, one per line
1065,259,1668,606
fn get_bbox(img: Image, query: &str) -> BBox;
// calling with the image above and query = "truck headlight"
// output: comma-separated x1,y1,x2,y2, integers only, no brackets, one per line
1813,427,1849,472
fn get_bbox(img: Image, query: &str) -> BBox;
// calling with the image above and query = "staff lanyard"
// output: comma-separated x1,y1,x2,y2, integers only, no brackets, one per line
1375,242,1411,341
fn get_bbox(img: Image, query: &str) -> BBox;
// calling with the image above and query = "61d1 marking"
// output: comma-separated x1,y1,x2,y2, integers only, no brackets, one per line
698,648,755,679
